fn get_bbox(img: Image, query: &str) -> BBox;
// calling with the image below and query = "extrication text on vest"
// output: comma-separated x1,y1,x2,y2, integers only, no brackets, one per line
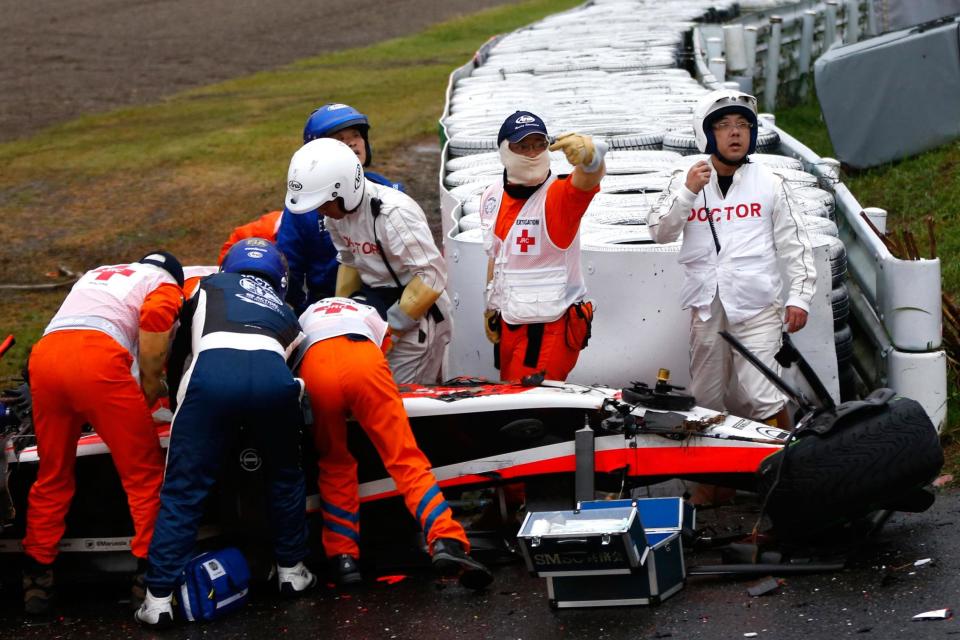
341,235,381,255
688,203,762,222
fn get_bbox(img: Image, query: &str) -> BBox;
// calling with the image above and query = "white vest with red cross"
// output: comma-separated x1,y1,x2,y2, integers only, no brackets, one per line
479,176,587,324
298,296,388,350
45,262,178,354
677,162,781,324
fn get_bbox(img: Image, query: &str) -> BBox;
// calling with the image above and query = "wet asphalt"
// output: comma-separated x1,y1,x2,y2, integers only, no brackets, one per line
1,488,957,640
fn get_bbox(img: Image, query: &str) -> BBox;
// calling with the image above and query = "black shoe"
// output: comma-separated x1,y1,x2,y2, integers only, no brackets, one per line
330,554,362,586
22,560,55,617
430,539,493,591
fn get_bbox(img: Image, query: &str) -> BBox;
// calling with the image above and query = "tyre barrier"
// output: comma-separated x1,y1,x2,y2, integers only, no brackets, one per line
769,167,819,189
445,152,685,185
789,185,836,216
802,215,838,238
600,172,673,194
757,394,943,541
449,181,494,201
443,166,505,188
459,213,481,232
605,132,666,151
831,284,850,330
834,324,853,368
789,197,833,220
810,233,847,288
581,226,654,247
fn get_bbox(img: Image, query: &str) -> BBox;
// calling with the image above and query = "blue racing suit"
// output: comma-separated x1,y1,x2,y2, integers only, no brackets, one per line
145,272,308,593
278,171,403,314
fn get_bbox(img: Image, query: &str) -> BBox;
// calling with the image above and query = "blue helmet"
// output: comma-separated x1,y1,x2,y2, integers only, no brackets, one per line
302,103,373,167
220,238,289,297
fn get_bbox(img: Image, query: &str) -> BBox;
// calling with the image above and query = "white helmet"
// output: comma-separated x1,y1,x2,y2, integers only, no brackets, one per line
693,89,759,154
285,138,365,214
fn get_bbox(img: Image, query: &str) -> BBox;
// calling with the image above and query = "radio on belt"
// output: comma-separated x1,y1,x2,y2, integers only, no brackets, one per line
517,497,691,608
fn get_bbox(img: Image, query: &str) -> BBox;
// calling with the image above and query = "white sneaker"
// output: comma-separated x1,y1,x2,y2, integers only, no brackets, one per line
277,561,317,596
134,588,174,628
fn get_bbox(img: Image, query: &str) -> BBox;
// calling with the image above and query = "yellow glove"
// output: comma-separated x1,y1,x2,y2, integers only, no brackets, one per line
387,275,443,335
335,264,362,298
484,310,501,344
550,132,596,167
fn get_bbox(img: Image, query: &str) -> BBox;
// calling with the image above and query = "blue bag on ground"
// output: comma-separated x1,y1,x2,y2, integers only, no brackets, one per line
178,547,251,622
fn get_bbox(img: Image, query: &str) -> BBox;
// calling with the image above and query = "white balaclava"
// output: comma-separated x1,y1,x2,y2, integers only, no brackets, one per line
499,140,551,186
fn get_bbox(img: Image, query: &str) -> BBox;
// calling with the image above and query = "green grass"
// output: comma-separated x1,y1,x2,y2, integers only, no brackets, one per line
0,0,582,184
777,98,960,448
0,0,584,379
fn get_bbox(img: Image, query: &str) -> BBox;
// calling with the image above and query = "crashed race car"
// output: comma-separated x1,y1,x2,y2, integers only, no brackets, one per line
0,331,944,579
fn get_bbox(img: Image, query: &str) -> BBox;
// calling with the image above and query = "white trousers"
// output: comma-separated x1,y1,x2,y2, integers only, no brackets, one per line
387,297,453,385
688,295,785,420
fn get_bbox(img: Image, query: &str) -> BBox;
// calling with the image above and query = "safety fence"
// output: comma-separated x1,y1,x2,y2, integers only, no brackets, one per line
693,0,875,109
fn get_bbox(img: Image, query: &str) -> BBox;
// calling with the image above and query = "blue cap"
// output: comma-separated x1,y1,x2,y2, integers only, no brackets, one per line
497,111,548,146
138,250,184,288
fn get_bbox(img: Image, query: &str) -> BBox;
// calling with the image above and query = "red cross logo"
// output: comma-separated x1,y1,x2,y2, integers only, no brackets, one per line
318,301,358,315
515,229,537,253
92,265,136,281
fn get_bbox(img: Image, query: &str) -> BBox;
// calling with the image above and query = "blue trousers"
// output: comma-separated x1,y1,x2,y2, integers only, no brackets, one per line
145,349,308,591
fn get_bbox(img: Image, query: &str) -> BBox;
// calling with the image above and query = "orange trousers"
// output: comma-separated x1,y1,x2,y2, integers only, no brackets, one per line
499,315,581,382
301,335,468,559
23,331,165,563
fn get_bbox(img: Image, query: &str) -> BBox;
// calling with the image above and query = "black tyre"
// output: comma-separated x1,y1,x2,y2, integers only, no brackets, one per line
834,324,853,367
757,396,943,540
811,234,847,288
606,132,665,150
831,285,849,330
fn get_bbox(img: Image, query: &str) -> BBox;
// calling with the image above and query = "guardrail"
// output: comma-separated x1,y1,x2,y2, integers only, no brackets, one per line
694,0,875,107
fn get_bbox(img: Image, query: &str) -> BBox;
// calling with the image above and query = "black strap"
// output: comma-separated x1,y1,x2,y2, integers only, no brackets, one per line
370,198,404,290
703,191,721,254
523,323,545,368
370,197,444,324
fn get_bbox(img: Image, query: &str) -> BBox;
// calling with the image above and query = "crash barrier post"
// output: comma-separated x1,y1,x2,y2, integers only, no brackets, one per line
865,0,879,36
723,24,747,75
763,16,783,113
844,0,860,44
798,10,816,99
825,1,838,48
706,36,723,60
863,207,887,234
709,57,727,83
